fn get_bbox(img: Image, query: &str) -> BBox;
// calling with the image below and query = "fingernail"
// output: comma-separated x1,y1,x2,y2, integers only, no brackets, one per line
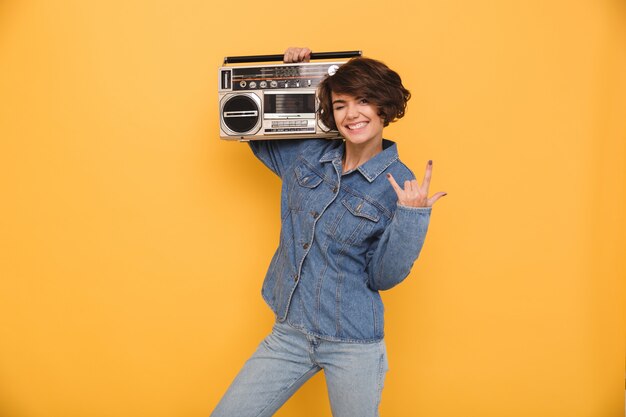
428,160,433,165
386,173,391,178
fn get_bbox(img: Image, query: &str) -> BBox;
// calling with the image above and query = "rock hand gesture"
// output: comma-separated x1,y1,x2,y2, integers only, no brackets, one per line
387,160,447,207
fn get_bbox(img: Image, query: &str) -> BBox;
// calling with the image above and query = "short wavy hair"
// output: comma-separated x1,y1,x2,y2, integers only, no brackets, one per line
317,57,411,131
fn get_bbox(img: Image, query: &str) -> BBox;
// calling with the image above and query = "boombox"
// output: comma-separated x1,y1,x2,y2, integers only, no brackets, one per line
218,51,361,141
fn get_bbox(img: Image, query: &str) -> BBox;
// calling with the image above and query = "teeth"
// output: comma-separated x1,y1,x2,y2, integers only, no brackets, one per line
348,122,367,130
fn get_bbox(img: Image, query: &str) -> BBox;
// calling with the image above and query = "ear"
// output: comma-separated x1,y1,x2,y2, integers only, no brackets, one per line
377,109,388,125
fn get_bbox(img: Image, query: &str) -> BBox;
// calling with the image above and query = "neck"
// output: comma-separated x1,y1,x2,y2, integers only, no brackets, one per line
342,140,383,172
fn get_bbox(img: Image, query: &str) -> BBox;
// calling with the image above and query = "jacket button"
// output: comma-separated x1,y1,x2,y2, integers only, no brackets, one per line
311,211,319,219
294,274,299,282
303,243,309,250
332,186,338,193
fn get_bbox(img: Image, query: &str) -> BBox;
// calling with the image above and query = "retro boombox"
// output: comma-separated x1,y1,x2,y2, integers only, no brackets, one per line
218,51,361,141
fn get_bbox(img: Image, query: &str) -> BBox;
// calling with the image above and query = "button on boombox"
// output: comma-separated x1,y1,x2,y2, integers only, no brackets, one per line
272,121,308,127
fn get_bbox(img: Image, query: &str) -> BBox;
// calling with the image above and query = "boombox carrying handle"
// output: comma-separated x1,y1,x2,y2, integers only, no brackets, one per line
223,51,362,65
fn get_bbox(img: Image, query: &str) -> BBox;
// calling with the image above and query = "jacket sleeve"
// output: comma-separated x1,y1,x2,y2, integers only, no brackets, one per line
366,205,431,291
248,139,316,178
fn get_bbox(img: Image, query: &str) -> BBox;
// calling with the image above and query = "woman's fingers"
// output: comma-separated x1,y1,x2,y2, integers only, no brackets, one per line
284,47,311,63
283,48,293,63
421,160,433,195
389,174,425,207
298,47,311,62
386,173,403,197
283,48,295,62
427,192,448,206
387,161,446,207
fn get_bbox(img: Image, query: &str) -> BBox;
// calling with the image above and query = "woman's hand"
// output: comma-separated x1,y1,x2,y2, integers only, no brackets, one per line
284,47,311,63
387,160,447,207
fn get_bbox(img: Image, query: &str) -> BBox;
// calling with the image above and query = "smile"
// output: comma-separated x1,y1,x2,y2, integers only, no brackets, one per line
346,121,368,130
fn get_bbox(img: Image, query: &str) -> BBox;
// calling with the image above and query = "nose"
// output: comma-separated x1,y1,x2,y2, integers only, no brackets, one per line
346,102,360,119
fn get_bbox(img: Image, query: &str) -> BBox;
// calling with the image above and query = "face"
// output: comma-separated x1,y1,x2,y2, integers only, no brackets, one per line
331,92,385,149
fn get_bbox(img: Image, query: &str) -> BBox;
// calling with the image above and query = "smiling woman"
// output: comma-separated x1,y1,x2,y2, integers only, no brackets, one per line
317,56,412,172
329,93,386,169
210,47,447,417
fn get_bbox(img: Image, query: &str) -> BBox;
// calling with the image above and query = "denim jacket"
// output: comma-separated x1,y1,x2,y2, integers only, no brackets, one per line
249,138,431,342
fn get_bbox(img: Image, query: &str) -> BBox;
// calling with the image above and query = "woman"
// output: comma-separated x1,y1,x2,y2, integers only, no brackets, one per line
211,47,446,417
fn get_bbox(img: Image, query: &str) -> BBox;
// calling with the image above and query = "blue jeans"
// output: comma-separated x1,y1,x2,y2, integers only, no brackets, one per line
211,320,389,417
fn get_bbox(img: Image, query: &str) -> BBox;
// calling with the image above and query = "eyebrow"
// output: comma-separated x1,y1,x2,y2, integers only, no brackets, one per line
332,95,365,105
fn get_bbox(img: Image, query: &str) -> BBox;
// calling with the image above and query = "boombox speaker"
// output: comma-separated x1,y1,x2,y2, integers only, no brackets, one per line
218,51,361,141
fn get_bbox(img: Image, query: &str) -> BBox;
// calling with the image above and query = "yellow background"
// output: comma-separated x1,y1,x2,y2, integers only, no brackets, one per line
1,1,625,416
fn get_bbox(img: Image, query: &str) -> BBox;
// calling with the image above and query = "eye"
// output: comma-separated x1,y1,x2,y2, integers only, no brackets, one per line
359,98,369,104
333,105,344,111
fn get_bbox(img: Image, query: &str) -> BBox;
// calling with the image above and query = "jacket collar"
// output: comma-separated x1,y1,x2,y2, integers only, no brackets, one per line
319,139,399,183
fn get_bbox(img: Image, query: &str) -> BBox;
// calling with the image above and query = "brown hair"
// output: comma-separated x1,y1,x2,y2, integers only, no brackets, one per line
317,57,411,130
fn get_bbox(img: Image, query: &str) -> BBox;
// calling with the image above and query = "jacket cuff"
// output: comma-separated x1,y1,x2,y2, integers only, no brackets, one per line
392,204,431,236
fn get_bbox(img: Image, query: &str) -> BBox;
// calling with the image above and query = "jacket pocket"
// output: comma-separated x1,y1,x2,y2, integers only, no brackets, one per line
342,195,380,222
294,163,323,188
333,195,381,245
289,163,323,210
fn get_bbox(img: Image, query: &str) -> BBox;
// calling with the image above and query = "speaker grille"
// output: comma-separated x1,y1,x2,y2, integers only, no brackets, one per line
222,95,260,134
